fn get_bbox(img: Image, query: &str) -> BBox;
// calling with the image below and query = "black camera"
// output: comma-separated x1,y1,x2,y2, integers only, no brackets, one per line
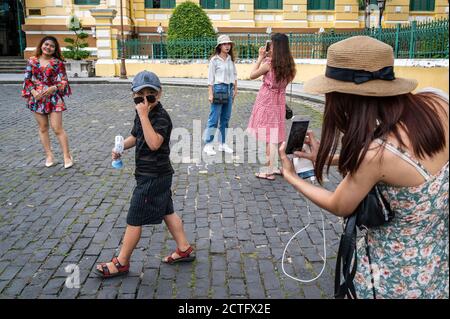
265,40,271,52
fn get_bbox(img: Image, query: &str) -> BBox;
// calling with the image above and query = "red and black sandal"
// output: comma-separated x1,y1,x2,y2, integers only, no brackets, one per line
95,257,130,278
163,246,195,265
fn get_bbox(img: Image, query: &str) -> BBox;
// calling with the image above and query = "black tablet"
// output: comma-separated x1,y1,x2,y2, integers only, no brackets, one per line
286,120,309,155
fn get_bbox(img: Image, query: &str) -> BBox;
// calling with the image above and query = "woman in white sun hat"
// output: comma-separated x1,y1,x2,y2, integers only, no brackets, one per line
279,36,448,299
203,34,238,156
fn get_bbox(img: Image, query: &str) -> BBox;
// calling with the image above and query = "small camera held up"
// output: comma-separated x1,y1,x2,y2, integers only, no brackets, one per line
265,40,271,53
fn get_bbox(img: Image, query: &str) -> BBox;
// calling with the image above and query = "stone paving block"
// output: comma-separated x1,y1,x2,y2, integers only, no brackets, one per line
120,276,140,295
0,265,22,281
136,285,155,299
155,279,174,298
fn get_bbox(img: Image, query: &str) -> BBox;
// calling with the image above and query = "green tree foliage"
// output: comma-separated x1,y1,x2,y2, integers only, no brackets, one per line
167,1,216,59
168,1,215,40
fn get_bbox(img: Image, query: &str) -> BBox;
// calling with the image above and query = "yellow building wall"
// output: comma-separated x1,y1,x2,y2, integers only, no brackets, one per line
96,61,448,94
23,0,449,29
334,0,359,28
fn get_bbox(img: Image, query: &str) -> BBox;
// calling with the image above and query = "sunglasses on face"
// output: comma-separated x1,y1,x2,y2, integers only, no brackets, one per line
133,94,157,105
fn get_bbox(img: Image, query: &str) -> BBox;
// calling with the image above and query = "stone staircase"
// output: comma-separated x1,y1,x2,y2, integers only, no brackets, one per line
0,56,26,74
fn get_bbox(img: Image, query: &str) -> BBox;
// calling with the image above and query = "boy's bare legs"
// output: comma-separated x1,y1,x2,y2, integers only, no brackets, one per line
163,213,191,261
96,225,141,274
34,113,53,163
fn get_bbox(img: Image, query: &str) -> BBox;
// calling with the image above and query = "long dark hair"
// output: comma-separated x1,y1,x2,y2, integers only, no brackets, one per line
211,43,235,62
314,91,447,184
34,36,64,61
270,33,296,83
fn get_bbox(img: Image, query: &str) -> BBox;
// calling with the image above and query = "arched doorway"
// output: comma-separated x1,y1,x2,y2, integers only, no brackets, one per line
0,0,25,56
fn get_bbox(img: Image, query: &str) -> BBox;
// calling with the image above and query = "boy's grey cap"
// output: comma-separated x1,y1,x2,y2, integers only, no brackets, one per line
131,71,161,93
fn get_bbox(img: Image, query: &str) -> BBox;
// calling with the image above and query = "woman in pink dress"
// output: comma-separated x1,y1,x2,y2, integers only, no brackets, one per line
247,33,296,180
22,36,73,168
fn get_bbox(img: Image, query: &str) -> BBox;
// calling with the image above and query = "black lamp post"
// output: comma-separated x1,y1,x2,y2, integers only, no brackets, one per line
119,0,127,79
377,0,386,29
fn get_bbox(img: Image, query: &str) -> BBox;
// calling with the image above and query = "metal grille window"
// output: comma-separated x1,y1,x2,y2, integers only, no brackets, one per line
145,0,176,8
200,0,231,9
307,0,335,10
254,0,283,10
74,0,100,5
409,0,435,11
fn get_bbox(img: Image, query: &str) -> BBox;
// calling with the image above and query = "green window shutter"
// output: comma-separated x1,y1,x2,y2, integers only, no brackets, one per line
255,0,268,9
161,0,176,8
145,0,175,8
74,0,100,5
410,0,435,11
201,0,230,9
307,0,335,10
255,0,283,9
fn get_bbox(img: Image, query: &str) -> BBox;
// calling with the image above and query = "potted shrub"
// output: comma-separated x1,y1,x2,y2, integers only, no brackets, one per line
63,16,93,77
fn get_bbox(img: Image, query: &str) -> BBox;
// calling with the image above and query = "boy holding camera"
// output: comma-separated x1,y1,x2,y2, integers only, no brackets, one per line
95,71,194,278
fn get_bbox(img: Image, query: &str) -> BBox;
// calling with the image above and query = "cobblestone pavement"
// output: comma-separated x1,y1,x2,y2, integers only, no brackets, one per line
0,84,343,299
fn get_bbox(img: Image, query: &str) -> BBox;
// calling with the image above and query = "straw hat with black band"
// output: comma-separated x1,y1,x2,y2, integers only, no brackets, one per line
304,36,418,97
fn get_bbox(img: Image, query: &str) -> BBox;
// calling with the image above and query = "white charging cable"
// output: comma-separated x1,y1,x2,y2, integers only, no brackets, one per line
281,176,327,283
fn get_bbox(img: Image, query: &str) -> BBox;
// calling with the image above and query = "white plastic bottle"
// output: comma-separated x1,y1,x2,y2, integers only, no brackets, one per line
112,135,124,169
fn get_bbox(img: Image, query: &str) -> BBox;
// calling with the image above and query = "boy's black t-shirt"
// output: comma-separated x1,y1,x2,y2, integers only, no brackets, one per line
131,102,174,177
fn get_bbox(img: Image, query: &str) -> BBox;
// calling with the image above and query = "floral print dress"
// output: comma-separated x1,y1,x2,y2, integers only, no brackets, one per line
22,56,71,114
354,139,449,299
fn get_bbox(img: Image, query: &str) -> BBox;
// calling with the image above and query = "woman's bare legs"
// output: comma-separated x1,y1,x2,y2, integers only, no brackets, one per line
33,112,53,164
49,111,71,164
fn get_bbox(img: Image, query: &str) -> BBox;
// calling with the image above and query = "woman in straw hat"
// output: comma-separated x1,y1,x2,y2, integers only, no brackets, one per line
203,34,238,156
247,33,296,180
279,36,448,298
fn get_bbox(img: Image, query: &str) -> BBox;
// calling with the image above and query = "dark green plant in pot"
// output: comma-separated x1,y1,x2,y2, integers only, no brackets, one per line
63,16,90,60
167,1,216,59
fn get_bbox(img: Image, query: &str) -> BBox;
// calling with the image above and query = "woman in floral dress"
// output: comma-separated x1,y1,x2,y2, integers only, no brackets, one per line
22,36,73,168
279,36,448,298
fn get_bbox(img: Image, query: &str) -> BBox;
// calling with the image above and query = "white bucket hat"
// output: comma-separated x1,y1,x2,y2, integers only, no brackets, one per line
216,35,233,48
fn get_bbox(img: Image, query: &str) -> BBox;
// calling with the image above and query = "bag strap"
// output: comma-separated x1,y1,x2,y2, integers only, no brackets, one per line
334,214,358,299
374,186,393,221
365,233,377,299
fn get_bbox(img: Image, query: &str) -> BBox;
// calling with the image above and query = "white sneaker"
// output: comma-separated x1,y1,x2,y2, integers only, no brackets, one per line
203,144,216,156
218,143,233,154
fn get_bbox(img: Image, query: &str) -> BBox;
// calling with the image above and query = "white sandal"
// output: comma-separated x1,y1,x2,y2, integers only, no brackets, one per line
64,155,74,169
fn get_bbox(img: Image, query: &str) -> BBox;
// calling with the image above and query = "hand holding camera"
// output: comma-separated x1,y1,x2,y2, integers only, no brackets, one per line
294,131,320,163
258,46,267,60
134,95,156,117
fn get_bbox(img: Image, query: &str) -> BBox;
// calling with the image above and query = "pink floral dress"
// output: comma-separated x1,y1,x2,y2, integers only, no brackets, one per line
22,56,71,114
354,139,449,299
247,58,287,144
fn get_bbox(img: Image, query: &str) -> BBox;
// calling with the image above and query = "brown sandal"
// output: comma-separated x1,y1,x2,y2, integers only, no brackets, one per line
95,257,129,278
163,246,195,264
